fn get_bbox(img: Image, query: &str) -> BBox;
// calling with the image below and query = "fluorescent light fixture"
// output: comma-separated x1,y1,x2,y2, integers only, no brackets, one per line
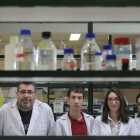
69,34,81,41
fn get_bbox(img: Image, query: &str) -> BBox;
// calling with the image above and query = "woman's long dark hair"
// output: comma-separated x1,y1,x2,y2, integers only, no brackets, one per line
102,87,129,124
136,93,140,117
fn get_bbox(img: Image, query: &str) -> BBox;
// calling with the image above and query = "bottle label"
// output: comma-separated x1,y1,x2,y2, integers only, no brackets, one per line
16,53,27,58
69,64,76,69
106,67,117,70
114,50,131,55
102,64,106,70
38,42,49,49
136,47,140,52
36,49,56,70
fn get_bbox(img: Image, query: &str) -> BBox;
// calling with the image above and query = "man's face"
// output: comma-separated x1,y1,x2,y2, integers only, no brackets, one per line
67,91,85,112
16,84,37,111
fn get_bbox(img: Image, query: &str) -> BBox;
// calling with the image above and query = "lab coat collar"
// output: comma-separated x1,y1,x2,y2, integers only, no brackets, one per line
119,122,128,135
135,118,140,130
101,115,111,135
27,100,41,135
9,99,25,134
102,122,112,135
83,113,92,135
59,112,72,135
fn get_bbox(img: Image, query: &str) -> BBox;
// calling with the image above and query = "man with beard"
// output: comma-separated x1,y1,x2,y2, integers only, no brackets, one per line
53,86,94,135
0,82,55,136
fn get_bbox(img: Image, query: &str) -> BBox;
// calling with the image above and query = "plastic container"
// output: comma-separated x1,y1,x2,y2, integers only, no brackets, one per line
5,36,18,70
114,38,132,70
61,49,76,70
135,38,140,70
14,30,35,70
102,45,112,70
93,99,98,105
81,33,100,70
36,32,56,70
123,94,128,105
122,59,129,70
106,55,117,70
95,52,102,70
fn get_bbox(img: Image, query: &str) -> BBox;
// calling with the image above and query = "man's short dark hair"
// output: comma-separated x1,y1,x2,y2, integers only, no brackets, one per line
67,86,85,99
17,82,36,92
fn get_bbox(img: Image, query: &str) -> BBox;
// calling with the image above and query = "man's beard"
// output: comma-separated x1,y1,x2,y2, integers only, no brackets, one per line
18,99,33,109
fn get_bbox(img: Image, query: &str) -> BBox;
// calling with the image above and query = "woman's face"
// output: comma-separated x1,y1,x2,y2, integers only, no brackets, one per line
137,97,140,112
107,92,120,113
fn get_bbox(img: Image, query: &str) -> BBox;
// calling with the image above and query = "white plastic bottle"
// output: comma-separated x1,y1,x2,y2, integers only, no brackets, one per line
36,32,56,70
102,45,112,70
95,52,102,70
5,36,18,70
123,94,128,105
14,30,35,70
114,38,132,70
135,38,140,70
81,33,100,70
61,49,76,70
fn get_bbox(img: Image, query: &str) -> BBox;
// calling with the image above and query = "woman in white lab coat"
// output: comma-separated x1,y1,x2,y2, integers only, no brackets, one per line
92,87,136,136
134,93,140,135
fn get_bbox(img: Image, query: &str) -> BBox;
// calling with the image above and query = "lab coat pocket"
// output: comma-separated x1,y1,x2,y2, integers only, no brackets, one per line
39,120,47,136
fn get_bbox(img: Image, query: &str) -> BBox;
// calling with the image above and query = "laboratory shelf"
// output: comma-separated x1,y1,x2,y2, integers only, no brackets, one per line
0,0,140,7
0,71,140,82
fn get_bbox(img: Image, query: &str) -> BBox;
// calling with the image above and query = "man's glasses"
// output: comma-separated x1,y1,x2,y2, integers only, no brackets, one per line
18,90,35,96
107,97,120,103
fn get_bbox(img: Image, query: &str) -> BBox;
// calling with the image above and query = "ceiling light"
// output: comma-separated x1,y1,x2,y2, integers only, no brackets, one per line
69,34,81,41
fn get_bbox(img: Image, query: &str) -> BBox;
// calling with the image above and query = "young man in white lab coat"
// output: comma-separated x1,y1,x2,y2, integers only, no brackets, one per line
53,86,94,135
0,82,55,136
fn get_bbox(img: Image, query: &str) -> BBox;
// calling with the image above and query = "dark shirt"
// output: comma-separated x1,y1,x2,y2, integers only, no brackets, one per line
18,108,32,135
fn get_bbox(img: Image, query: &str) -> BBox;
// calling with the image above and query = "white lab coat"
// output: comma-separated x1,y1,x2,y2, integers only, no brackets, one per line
134,117,140,135
92,115,137,136
0,99,55,136
53,112,94,135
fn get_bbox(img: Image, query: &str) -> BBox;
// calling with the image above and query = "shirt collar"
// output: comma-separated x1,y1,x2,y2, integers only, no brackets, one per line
108,114,121,125
68,111,85,122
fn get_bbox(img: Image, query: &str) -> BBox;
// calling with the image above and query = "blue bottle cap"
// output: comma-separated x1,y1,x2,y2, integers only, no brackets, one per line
106,55,116,60
64,49,74,54
95,52,102,56
123,94,126,97
103,45,112,50
101,102,104,105
86,33,96,39
20,30,31,36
